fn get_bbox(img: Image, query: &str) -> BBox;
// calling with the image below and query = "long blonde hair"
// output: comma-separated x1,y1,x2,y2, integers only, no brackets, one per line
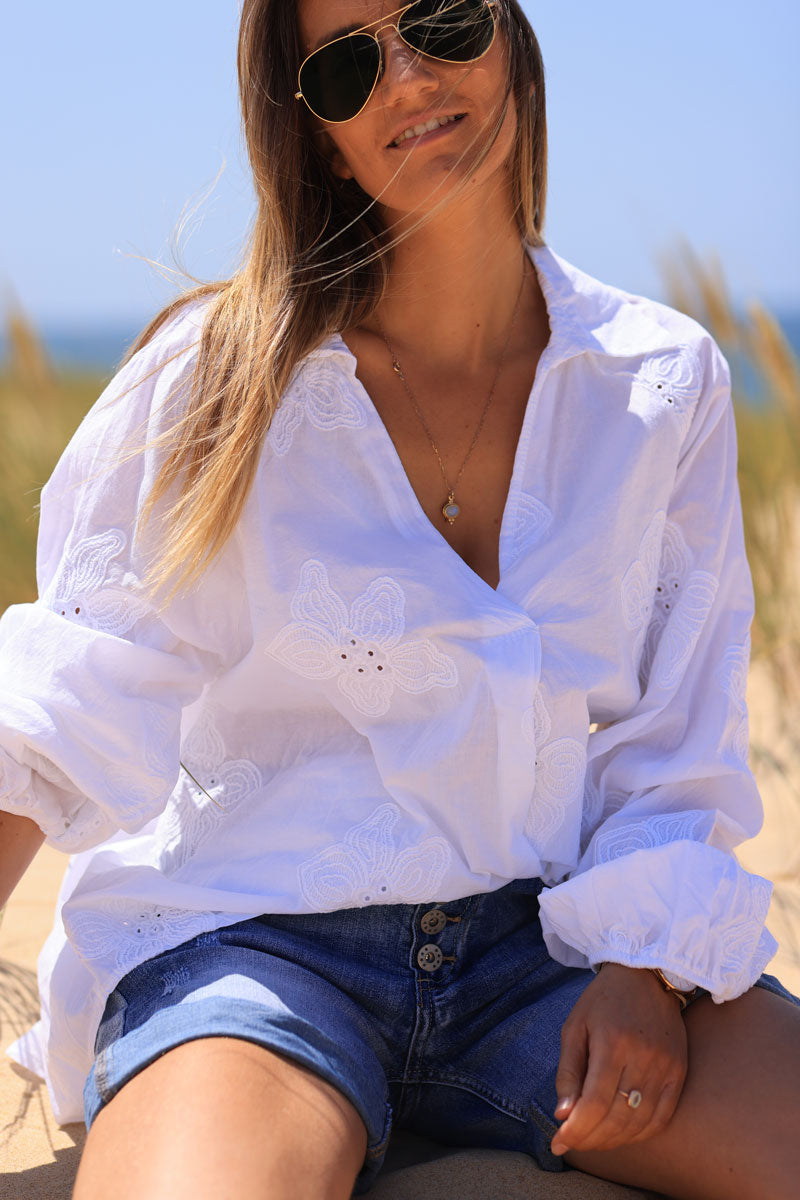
129,0,548,597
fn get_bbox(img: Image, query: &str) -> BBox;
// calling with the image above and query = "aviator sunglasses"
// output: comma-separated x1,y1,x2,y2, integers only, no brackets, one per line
295,0,498,124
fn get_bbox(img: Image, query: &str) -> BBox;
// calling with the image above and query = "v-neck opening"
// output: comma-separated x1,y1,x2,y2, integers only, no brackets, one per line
332,245,566,603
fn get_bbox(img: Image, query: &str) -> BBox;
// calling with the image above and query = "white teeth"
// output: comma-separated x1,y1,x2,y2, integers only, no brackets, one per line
391,114,460,146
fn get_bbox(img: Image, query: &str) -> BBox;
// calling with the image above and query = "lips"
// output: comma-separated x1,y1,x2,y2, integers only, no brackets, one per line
387,112,466,148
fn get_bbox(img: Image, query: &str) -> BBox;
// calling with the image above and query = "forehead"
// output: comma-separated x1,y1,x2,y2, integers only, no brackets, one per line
297,0,408,53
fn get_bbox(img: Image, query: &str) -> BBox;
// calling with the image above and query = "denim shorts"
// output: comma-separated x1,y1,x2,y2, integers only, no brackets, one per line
84,878,799,1194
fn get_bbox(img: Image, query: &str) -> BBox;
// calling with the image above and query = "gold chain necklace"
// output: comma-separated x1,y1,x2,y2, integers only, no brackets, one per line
376,263,527,526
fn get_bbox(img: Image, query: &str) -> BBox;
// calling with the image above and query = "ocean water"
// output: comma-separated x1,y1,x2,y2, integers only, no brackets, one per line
1,313,799,374
776,313,800,358
6,325,146,373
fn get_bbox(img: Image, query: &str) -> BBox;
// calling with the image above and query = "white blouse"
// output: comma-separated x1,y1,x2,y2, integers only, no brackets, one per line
2,246,777,1124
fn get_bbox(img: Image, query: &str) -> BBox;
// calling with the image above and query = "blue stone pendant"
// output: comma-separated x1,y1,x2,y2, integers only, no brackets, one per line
442,494,460,525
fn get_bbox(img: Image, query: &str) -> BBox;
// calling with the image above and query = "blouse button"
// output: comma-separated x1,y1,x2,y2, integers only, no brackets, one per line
420,908,447,934
417,944,444,972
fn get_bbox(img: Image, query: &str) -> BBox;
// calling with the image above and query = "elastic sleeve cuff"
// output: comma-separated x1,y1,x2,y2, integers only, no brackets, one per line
537,841,778,1002
0,748,117,852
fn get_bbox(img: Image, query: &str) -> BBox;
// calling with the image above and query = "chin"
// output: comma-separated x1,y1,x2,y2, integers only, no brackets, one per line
375,155,512,225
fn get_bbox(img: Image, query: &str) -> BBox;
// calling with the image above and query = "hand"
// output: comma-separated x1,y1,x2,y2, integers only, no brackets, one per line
550,963,688,1156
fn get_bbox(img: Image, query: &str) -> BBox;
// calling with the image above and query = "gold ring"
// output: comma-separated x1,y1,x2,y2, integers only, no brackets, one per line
618,1088,643,1109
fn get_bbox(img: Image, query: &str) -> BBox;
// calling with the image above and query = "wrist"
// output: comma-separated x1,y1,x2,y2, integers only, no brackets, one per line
595,961,697,1009
649,967,698,1009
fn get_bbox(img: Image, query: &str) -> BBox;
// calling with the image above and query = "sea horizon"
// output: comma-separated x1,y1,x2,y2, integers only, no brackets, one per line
2,311,799,375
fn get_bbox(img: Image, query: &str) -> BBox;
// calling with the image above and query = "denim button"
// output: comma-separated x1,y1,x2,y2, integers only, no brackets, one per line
417,943,443,972
420,908,447,934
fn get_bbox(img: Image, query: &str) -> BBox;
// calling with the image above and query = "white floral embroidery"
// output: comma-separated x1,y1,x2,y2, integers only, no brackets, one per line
45,529,149,638
621,511,666,659
579,774,629,853
101,768,167,827
155,707,263,875
603,790,628,819
298,802,451,910
522,687,585,845
267,358,367,457
631,515,719,694
508,492,553,565
633,345,702,426
604,927,640,959
717,637,751,764
63,897,222,976
580,774,603,852
656,521,695,608
640,519,694,685
592,811,708,865
183,705,227,773
650,572,719,691
526,738,586,844
718,639,749,710
522,688,551,748
267,560,459,717
717,874,773,989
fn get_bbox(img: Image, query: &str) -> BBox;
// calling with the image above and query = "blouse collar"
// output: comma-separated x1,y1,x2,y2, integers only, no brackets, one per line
311,244,688,369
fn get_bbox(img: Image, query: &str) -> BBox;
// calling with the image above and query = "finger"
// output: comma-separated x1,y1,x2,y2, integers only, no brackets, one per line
585,1042,687,1151
552,1038,622,1153
625,1072,684,1145
569,1078,656,1152
553,1018,588,1124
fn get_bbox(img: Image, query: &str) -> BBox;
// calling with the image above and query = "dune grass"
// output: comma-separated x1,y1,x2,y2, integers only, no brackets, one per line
0,323,111,605
662,245,800,716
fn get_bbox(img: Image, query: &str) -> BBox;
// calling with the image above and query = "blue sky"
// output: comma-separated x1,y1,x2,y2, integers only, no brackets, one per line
3,1,799,328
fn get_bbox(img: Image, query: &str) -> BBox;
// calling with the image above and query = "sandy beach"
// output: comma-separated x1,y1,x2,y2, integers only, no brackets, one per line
2,660,798,1198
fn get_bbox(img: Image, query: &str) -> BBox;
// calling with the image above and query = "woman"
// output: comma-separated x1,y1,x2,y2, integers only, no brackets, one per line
1,2,798,1197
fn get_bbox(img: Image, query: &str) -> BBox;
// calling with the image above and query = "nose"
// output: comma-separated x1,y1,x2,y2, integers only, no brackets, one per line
378,29,439,107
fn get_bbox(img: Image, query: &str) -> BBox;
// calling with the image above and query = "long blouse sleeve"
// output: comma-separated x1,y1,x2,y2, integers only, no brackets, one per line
537,340,777,1003
0,301,241,853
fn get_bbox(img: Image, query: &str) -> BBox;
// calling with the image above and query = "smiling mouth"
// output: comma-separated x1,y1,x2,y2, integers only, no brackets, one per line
388,113,466,148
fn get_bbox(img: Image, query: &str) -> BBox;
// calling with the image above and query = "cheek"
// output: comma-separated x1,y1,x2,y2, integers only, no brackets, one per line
496,94,520,163
322,129,363,181
473,60,521,167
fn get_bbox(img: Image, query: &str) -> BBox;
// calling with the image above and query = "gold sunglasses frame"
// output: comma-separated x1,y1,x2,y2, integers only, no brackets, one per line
294,0,498,125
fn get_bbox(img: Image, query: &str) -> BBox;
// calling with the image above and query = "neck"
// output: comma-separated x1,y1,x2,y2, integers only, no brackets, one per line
368,181,537,374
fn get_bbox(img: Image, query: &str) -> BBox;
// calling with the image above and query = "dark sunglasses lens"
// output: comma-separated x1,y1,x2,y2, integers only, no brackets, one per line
399,0,495,62
300,34,380,122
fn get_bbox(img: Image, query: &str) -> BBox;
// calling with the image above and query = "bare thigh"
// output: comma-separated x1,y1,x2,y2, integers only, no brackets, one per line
72,1036,368,1200
567,986,800,1200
